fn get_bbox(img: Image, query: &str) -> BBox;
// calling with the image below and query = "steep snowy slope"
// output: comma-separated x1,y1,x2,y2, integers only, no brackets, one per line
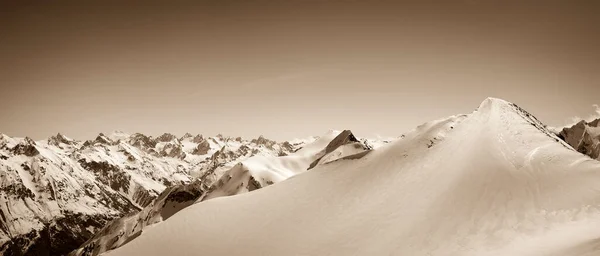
70,130,369,256
558,119,600,160
108,98,600,256
0,132,289,255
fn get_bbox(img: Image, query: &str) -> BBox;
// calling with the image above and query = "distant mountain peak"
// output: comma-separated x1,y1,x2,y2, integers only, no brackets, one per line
24,136,36,144
48,133,75,146
559,118,600,160
156,133,177,142
180,133,194,140
94,133,113,144
192,134,204,143
251,135,276,148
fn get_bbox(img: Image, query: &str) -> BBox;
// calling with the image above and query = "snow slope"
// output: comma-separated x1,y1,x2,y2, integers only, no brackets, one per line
108,98,600,256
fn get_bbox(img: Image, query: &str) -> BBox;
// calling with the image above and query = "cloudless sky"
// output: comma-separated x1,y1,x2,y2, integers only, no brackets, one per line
1,0,598,141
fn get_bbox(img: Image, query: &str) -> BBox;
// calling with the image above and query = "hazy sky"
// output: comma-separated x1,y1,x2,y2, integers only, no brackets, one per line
1,1,599,141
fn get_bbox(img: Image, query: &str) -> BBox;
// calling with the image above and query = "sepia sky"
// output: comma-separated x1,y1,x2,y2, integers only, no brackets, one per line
1,0,599,141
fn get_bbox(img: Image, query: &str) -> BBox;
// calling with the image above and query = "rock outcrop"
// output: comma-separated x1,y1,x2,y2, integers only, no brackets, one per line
558,119,600,160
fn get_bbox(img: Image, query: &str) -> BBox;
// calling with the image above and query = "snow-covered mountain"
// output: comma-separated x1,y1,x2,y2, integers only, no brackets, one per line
558,118,600,160
70,130,372,256
0,132,294,255
106,98,600,256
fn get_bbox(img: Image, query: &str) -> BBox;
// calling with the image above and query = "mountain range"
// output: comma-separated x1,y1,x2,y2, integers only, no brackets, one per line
0,98,598,255
0,131,303,255
70,129,376,256
102,98,600,256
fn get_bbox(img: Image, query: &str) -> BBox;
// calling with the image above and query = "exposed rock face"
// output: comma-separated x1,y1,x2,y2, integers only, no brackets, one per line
324,130,359,153
48,133,76,147
180,133,193,140
128,133,156,151
191,135,204,144
205,147,237,172
308,130,369,170
155,133,176,143
157,142,186,159
360,138,375,150
558,119,600,160
0,148,142,256
10,137,40,157
192,140,211,155
251,135,277,149
93,134,113,145
280,141,294,152
1,213,117,256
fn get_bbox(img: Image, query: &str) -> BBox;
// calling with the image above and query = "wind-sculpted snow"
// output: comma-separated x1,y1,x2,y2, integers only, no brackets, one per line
0,132,294,255
108,98,600,256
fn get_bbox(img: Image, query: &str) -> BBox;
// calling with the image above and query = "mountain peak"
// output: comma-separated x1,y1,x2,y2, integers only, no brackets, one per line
192,134,205,143
477,97,511,112
48,133,75,146
323,130,358,153
57,133,71,140
180,133,194,140
24,136,36,145
156,133,177,142
559,118,600,160
252,135,272,143
93,133,113,145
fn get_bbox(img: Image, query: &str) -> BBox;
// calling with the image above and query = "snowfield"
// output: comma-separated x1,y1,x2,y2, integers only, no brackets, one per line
108,98,600,256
